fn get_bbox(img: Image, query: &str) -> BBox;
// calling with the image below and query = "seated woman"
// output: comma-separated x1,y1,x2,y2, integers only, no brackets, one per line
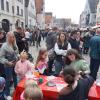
54,32,71,76
35,48,48,75
66,49,89,73
59,67,94,100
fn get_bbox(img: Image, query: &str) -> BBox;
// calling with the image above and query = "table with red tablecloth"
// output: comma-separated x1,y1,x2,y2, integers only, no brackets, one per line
88,83,100,100
13,75,100,100
13,76,66,100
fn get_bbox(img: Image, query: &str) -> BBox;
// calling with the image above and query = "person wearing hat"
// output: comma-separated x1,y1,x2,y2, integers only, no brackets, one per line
89,27,100,80
0,77,6,100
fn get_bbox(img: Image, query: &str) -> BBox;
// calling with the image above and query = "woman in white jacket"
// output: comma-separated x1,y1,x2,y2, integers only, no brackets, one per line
54,32,71,76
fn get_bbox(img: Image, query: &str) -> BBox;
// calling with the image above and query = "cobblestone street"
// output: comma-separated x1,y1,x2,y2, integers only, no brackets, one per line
29,39,46,62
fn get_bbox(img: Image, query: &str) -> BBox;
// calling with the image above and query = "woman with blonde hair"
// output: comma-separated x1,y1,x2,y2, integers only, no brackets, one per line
0,32,19,99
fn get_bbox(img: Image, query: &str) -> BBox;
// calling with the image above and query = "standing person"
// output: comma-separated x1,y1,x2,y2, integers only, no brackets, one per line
0,29,6,78
15,51,33,81
32,31,36,46
83,34,91,54
36,29,41,48
14,27,27,53
25,29,30,42
25,29,31,50
54,32,71,76
0,32,19,99
69,31,80,52
0,29,6,48
76,31,83,54
89,27,100,80
46,27,58,74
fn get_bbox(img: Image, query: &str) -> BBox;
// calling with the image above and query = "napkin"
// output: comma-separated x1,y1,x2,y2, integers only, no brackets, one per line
56,84,66,92
46,76,56,81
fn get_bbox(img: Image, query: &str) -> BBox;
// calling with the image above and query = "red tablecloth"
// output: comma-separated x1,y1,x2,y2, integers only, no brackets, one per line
88,83,100,100
13,76,100,100
13,76,66,100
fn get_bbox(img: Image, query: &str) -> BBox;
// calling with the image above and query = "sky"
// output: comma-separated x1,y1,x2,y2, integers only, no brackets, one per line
45,0,86,24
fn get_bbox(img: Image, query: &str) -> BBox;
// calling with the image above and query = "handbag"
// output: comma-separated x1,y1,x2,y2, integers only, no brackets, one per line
48,48,55,60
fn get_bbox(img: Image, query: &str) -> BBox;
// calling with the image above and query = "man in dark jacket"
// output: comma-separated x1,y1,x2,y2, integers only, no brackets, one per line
46,27,58,74
69,31,80,52
14,27,27,53
0,29,6,78
89,27,100,80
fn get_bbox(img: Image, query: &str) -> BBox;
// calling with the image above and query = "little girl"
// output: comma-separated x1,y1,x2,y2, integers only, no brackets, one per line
20,79,43,100
35,48,48,75
15,51,34,80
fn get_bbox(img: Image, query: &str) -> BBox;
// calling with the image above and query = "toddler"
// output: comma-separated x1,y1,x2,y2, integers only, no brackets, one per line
15,51,34,80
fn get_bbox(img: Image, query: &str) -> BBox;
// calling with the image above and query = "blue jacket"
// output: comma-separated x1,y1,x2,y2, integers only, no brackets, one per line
90,35,100,59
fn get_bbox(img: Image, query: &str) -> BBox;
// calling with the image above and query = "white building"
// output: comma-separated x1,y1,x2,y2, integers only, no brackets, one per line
28,0,36,29
79,11,86,28
0,0,25,32
96,0,100,25
37,13,45,29
53,17,71,30
13,0,25,29
35,0,45,29
81,0,97,27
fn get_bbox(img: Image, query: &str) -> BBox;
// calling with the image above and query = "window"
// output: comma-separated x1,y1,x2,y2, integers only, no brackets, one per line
6,1,9,12
94,15,96,19
12,6,14,14
21,9,23,16
17,0,23,3
21,22,24,28
21,0,23,4
17,6,19,15
1,0,4,10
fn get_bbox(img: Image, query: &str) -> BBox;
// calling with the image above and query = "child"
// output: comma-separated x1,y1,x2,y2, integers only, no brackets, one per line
59,67,94,100
35,48,48,75
15,51,34,80
20,79,43,100
24,85,43,100
0,77,6,100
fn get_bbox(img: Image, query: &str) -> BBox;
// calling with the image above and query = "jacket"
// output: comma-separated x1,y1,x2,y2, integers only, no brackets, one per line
0,42,19,65
89,35,100,59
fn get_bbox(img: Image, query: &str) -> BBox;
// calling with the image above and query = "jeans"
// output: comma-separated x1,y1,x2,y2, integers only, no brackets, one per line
54,60,64,76
48,58,54,73
0,63,5,78
90,58,100,80
4,67,17,96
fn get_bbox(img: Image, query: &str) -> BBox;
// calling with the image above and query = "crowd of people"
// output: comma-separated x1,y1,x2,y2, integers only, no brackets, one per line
0,26,100,100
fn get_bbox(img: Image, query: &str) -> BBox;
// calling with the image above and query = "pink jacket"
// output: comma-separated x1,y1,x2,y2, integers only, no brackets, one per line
15,60,33,79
